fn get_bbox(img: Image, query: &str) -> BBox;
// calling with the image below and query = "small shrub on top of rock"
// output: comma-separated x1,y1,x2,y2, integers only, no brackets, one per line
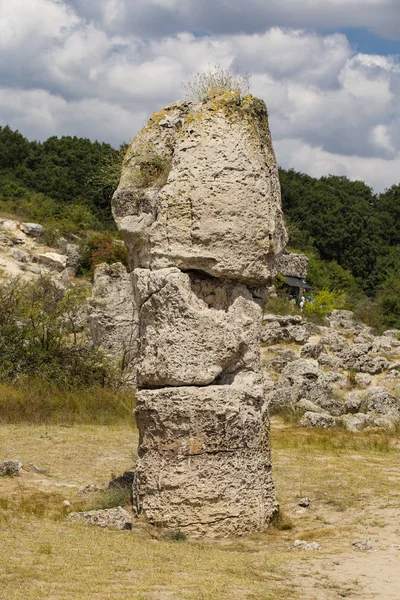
184,64,250,101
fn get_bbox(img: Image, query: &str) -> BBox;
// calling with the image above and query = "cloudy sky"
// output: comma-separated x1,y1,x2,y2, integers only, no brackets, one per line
1,0,400,191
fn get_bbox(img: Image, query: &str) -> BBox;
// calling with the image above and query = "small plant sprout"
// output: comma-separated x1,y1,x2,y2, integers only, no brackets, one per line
184,64,251,101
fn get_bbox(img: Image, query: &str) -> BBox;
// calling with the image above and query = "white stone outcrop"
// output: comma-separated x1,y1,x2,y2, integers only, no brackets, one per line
87,262,137,380
113,90,286,536
37,252,67,271
113,91,287,285
277,250,308,280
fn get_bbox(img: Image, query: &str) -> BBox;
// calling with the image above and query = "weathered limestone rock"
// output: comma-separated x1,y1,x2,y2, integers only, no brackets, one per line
134,385,276,537
0,460,22,477
68,507,132,530
267,359,342,415
37,252,67,271
328,309,355,329
20,222,44,237
87,262,137,379
290,540,321,551
134,268,262,387
113,92,287,285
300,343,326,359
277,250,308,280
114,90,285,537
299,411,339,429
66,243,81,274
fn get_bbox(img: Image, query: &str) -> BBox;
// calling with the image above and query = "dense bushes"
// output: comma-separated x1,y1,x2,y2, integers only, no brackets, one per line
0,125,125,232
78,231,129,274
0,276,113,387
280,169,400,330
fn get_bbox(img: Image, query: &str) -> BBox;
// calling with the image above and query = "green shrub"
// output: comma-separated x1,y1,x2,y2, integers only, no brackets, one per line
303,290,345,324
83,487,131,511
0,275,113,387
162,529,187,542
78,231,129,274
265,295,301,317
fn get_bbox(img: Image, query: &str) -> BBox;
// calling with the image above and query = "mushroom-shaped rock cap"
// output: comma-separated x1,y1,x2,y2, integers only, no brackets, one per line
113,90,287,286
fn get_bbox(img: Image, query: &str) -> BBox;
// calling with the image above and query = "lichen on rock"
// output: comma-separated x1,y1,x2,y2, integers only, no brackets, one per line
113,91,287,285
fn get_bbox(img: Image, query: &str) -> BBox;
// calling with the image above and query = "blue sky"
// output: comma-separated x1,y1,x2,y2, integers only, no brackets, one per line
0,0,399,191
340,27,400,56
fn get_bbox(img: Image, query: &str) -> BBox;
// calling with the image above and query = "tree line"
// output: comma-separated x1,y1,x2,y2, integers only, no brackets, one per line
280,169,400,330
0,125,399,329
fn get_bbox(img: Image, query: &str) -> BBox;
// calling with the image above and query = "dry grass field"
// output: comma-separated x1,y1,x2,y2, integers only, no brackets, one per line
1,419,400,599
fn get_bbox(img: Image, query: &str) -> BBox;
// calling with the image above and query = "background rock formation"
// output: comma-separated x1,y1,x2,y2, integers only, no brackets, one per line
113,90,287,536
88,262,138,383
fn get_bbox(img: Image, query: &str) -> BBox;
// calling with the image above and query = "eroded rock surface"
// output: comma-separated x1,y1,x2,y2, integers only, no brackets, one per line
262,310,400,432
68,507,132,530
113,90,286,536
87,262,137,382
113,91,286,285
134,385,276,537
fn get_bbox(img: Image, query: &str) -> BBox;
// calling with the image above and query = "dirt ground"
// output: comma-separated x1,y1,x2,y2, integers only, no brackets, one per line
1,420,400,599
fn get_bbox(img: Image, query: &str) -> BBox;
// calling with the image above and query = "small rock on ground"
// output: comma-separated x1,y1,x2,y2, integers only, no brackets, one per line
67,506,132,530
0,460,22,477
77,483,103,496
352,539,377,552
290,540,321,551
298,497,311,508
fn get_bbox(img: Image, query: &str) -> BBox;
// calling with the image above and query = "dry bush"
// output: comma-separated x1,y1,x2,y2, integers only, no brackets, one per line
184,64,251,101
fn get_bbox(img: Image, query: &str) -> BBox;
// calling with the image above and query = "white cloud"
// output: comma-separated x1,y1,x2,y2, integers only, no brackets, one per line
0,1,399,190
0,87,146,145
65,0,400,40
275,137,400,191
0,0,78,48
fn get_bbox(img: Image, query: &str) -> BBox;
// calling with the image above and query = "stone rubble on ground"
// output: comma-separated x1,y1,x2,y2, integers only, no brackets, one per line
0,460,22,477
77,483,104,496
298,497,311,508
352,539,378,552
263,308,400,431
68,507,133,530
290,540,321,551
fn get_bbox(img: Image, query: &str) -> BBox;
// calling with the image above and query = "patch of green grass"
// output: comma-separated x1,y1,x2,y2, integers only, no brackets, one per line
82,487,131,511
162,529,187,542
0,378,135,425
271,420,399,454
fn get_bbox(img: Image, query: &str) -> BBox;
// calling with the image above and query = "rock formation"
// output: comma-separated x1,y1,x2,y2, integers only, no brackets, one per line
113,89,287,536
87,262,138,383
276,250,308,280
262,310,400,431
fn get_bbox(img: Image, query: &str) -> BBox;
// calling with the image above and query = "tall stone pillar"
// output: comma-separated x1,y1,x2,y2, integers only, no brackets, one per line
112,89,287,536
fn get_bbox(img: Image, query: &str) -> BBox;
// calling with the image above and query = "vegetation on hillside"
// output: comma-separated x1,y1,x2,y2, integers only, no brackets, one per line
280,169,400,330
0,125,123,233
1,124,400,331
0,275,113,386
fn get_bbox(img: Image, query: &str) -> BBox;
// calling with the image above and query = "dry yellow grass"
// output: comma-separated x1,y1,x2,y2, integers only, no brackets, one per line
1,419,400,599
